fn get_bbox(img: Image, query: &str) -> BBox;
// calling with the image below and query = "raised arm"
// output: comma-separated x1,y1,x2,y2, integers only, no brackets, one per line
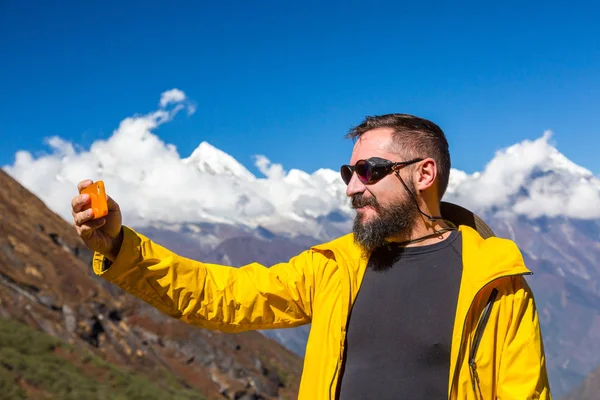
92,226,326,332
72,179,330,333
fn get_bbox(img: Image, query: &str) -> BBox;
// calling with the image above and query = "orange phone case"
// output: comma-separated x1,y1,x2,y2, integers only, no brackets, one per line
81,181,108,219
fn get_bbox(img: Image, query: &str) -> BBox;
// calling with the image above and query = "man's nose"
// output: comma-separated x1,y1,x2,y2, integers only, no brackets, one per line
345,173,366,197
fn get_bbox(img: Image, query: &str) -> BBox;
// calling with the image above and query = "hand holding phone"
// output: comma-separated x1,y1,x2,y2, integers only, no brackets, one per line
80,180,108,219
72,180,123,261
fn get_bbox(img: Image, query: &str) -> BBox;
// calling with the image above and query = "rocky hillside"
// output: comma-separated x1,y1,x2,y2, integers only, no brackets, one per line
0,169,303,400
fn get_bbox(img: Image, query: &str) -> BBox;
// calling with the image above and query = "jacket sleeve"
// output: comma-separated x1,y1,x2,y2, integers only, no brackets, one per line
92,226,327,333
497,276,552,399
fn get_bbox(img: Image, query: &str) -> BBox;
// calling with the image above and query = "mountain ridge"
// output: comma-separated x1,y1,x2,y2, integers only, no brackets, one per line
3,100,600,398
4,125,600,236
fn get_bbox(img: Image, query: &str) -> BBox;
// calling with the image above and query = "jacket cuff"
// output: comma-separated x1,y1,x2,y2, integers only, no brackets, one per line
92,226,143,282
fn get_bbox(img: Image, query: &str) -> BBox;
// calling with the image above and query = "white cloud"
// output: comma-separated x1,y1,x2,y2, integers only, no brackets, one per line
2,90,351,236
159,88,186,108
3,89,599,240
45,136,76,157
254,155,286,180
445,131,600,219
187,103,197,116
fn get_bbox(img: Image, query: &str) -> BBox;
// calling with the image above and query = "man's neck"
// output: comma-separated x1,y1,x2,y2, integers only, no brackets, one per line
387,219,455,247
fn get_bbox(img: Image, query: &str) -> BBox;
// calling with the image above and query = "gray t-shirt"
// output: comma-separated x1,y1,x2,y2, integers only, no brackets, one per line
337,230,463,400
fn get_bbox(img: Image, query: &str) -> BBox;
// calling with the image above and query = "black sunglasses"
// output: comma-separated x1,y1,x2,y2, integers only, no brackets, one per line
340,157,424,185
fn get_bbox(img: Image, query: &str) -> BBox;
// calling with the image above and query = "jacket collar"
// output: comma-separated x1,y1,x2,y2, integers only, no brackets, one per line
312,225,531,283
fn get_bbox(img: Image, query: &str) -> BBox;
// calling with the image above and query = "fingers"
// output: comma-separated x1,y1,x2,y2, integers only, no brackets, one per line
77,179,93,193
73,179,93,215
78,218,106,239
72,193,91,214
73,208,95,226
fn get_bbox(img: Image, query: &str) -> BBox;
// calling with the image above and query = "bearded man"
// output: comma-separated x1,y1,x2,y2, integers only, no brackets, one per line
71,114,552,399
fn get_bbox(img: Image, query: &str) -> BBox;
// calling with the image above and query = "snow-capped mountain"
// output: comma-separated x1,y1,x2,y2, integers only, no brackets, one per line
3,93,600,398
183,141,257,181
445,132,600,220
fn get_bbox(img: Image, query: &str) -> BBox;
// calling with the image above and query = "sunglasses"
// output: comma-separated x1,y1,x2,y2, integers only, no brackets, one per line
340,157,424,185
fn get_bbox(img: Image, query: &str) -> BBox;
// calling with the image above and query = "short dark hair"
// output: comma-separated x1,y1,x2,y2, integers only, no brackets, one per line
346,113,451,200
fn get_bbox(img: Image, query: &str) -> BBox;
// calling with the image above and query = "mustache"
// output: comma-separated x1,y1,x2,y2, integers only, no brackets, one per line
352,193,379,209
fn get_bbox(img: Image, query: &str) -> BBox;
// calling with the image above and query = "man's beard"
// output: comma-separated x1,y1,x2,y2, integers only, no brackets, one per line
351,186,419,254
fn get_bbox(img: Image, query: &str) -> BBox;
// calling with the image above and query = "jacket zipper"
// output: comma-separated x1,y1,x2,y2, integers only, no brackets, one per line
468,288,499,395
448,272,532,400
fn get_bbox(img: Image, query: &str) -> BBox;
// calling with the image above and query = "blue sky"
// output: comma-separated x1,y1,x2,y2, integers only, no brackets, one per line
1,1,599,177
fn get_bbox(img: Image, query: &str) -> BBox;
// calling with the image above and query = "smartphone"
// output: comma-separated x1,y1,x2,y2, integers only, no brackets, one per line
80,181,108,219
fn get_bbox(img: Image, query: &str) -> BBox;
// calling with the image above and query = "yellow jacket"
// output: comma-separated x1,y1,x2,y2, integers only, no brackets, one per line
93,224,551,399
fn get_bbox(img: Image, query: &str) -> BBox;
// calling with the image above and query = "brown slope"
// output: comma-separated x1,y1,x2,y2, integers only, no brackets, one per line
0,169,303,400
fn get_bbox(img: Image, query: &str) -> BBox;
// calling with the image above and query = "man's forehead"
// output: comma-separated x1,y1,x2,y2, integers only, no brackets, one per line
350,128,396,162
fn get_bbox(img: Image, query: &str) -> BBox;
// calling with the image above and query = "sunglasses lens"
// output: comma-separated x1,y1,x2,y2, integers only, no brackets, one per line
340,166,353,185
355,161,371,183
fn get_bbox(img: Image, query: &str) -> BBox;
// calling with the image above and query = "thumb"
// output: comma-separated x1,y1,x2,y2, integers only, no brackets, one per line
106,194,120,211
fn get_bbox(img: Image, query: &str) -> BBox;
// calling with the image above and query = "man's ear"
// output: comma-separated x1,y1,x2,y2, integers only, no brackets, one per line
414,158,437,193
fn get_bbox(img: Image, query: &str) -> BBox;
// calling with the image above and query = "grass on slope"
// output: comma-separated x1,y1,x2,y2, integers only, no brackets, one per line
0,317,206,400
